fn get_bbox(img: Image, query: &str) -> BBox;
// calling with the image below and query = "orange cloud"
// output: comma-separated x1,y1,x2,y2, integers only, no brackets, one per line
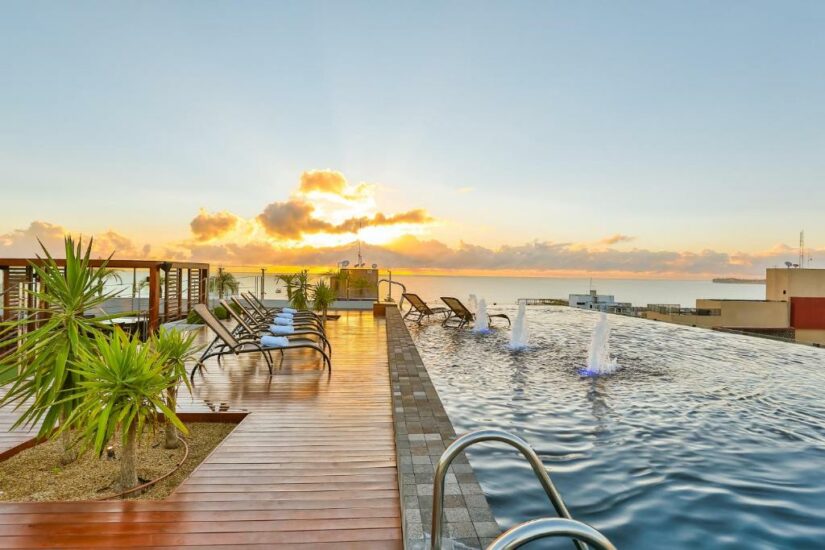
256,198,433,239
297,170,372,201
0,221,150,259
601,234,635,245
190,209,241,241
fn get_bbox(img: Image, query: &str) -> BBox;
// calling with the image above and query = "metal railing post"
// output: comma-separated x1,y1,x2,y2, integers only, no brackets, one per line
431,429,587,550
486,518,616,550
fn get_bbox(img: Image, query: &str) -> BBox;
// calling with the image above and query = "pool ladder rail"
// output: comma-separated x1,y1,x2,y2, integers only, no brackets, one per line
430,429,617,550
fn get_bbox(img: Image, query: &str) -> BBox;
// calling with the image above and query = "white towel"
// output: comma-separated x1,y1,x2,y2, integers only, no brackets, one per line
275,312,294,319
282,307,297,314
269,325,295,335
272,317,293,326
260,335,289,348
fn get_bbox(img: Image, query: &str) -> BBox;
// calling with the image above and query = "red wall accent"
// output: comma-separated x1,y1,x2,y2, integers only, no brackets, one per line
790,298,825,329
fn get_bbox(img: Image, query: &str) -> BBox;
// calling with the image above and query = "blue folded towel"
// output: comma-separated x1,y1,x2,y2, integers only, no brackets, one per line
275,313,294,321
272,317,293,326
260,335,289,348
282,307,297,314
269,325,295,335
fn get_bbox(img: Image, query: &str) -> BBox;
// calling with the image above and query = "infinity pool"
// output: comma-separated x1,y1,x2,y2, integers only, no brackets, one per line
408,306,825,549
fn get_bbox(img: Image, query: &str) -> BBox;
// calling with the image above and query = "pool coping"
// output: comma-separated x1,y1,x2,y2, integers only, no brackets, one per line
386,306,500,549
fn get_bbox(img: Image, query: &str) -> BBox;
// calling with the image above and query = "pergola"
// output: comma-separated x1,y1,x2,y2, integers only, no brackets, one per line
0,259,209,333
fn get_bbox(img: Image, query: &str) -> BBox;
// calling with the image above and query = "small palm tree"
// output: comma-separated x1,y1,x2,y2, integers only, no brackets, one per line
311,280,336,324
208,271,239,300
289,270,310,310
276,273,297,300
65,330,186,491
149,328,200,449
0,236,121,464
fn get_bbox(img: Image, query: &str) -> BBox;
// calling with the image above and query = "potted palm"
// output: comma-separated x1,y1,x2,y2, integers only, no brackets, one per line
65,330,187,491
150,328,200,449
312,280,336,324
0,236,121,464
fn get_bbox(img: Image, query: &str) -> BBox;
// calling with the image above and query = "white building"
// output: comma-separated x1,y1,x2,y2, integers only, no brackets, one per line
569,290,628,312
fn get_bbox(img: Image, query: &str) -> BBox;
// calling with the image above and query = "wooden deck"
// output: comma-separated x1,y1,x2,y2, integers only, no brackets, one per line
0,311,403,548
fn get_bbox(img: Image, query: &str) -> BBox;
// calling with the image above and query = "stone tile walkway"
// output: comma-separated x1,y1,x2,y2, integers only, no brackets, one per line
386,307,500,549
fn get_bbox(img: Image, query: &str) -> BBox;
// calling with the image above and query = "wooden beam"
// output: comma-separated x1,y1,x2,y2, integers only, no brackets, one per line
148,267,160,333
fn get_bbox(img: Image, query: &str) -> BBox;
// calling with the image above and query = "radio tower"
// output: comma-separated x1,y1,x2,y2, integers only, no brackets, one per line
799,231,805,268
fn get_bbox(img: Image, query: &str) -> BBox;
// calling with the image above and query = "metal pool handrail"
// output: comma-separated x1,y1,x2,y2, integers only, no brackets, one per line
377,278,407,307
431,429,587,550
486,517,617,550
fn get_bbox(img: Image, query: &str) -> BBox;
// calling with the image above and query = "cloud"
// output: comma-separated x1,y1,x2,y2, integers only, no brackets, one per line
178,232,825,278
297,170,373,201
0,221,150,259
456,186,474,194
601,234,635,245
190,209,242,241
257,200,333,239
256,198,433,239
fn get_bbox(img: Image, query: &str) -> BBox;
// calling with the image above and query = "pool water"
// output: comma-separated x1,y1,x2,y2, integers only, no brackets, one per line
408,306,825,549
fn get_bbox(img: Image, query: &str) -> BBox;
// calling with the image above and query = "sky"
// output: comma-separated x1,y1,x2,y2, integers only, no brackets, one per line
1,1,824,278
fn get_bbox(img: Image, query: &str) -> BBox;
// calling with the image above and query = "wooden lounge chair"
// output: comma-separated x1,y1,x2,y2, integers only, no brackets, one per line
440,296,511,329
225,297,331,355
402,293,450,324
190,304,331,381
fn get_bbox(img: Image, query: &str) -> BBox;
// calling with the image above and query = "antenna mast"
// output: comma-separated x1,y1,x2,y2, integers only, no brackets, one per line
799,230,805,268
357,221,364,267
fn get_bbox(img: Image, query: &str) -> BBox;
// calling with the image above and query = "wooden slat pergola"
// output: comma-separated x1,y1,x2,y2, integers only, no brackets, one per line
0,259,209,333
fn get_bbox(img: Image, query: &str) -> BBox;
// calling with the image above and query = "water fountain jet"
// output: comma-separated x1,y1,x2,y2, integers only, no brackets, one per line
581,312,619,375
508,302,529,350
473,298,491,334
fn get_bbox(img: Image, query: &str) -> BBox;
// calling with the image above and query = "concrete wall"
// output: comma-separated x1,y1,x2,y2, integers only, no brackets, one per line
646,300,788,329
644,311,718,328
767,268,825,301
795,329,825,346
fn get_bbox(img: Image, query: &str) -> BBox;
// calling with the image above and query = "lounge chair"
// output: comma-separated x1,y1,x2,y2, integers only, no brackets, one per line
224,298,331,354
243,292,321,321
440,296,511,329
233,295,325,333
402,293,450,324
190,304,331,381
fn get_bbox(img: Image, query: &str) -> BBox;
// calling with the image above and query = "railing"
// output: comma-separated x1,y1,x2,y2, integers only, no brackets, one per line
378,278,407,308
486,518,617,550
431,429,591,550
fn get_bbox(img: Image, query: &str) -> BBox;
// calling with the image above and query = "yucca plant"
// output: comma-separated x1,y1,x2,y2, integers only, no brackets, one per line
0,236,122,464
208,271,239,300
312,280,336,324
149,328,200,449
64,330,186,491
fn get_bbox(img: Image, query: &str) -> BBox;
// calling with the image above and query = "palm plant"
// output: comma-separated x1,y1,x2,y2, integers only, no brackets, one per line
311,280,336,324
149,328,200,449
276,273,297,300
65,330,186,491
208,271,239,300
0,236,121,463
289,270,310,310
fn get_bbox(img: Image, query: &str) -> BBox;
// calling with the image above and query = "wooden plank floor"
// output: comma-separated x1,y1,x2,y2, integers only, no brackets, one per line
0,311,403,549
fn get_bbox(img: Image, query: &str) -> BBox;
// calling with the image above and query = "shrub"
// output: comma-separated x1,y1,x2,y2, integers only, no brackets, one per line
212,305,229,320
186,309,204,324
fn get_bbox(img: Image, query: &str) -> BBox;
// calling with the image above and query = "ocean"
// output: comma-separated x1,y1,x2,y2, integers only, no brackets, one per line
104,270,766,309
386,274,765,308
